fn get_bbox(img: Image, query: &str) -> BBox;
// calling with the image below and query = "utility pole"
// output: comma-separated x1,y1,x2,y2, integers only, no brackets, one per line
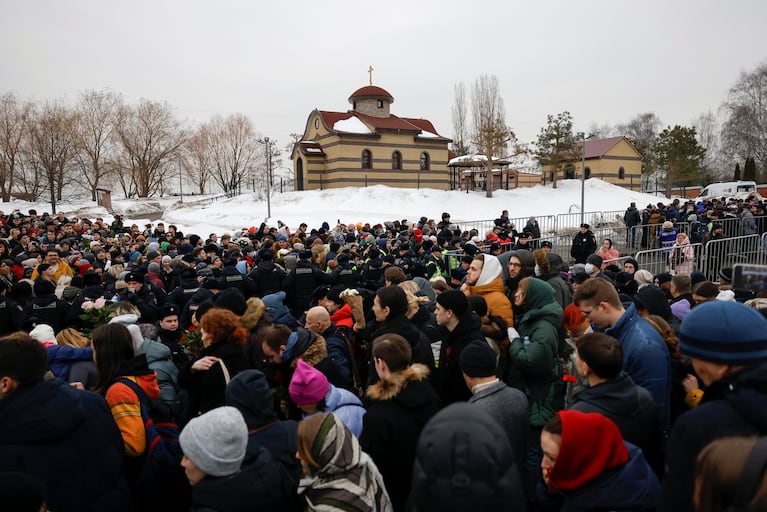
264,137,272,218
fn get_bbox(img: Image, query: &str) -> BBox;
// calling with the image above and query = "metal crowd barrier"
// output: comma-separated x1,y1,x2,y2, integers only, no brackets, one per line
633,243,704,277
700,234,765,281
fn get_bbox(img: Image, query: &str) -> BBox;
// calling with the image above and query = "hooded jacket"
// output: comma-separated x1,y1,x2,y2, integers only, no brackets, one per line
464,254,515,328
537,251,572,309
507,278,564,426
599,303,671,431
361,364,439,511
224,370,302,494
190,445,293,512
548,410,660,512
409,403,526,512
0,378,131,512
660,364,767,512
570,373,662,473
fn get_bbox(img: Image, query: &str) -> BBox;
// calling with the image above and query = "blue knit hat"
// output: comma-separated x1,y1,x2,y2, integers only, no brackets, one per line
679,301,767,364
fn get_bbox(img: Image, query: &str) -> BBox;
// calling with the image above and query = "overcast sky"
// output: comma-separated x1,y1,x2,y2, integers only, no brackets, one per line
2,0,766,169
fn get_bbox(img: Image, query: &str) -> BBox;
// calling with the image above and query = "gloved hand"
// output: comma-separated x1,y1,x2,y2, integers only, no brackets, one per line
507,327,520,340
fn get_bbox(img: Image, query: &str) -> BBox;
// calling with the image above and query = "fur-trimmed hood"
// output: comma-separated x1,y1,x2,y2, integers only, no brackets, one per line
240,297,266,331
366,363,430,401
295,334,328,368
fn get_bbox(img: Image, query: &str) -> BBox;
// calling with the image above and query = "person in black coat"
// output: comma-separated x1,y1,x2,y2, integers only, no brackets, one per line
368,286,435,385
225,369,302,501
0,332,131,512
178,308,251,418
248,249,287,297
283,251,331,317
433,290,485,405
167,267,202,310
360,333,440,512
569,333,662,474
570,223,597,264
408,403,526,512
26,279,70,332
179,406,293,512
328,253,361,287
0,280,23,336
660,302,767,512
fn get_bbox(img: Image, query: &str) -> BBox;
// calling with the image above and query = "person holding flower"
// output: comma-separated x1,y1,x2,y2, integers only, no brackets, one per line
178,308,251,418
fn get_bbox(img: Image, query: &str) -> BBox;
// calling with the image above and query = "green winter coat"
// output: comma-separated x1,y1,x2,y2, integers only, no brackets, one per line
507,278,564,426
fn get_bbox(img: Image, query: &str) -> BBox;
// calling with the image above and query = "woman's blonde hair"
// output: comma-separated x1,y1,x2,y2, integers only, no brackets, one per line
56,328,90,348
111,302,141,319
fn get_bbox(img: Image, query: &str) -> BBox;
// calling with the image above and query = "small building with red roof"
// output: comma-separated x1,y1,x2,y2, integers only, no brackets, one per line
291,84,452,190
540,135,643,190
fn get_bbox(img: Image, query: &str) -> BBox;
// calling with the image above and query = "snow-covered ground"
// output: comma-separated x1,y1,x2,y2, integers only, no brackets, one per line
1,179,667,237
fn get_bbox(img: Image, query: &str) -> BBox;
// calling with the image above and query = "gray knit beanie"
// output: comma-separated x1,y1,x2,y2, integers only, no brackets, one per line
179,406,248,477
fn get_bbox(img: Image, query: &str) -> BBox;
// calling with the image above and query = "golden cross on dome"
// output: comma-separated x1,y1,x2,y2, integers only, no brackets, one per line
368,65,374,85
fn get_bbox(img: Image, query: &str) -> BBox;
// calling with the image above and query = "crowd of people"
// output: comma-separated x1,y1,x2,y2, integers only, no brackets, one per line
2,199,767,512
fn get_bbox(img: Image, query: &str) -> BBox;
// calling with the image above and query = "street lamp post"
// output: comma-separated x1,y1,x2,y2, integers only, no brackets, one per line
178,159,183,203
580,132,586,226
263,137,272,219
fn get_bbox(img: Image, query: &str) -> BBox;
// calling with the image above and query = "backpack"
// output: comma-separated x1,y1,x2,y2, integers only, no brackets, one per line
116,378,184,488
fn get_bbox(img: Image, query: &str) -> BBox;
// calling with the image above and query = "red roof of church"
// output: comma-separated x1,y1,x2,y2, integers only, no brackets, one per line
348,85,394,102
317,110,448,138
583,136,626,159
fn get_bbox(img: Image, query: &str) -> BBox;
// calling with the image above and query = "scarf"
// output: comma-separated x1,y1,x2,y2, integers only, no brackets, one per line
299,413,392,512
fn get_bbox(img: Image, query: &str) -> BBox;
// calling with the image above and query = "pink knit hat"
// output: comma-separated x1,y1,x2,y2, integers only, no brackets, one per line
289,359,329,405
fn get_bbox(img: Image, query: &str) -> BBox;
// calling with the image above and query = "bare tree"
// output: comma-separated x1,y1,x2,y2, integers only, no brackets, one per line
27,101,77,212
206,114,260,194
470,74,513,197
451,82,470,156
184,125,214,195
616,112,662,185
72,89,122,201
721,60,767,173
694,110,726,181
114,99,185,197
0,93,32,202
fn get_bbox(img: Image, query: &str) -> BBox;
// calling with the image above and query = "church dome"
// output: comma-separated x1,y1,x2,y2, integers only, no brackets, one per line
348,85,394,104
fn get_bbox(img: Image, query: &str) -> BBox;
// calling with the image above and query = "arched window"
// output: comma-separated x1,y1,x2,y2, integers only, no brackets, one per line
392,150,402,170
564,164,575,180
585,166,592,179
361,149,372,169
420,152,430,170
618,166,625,179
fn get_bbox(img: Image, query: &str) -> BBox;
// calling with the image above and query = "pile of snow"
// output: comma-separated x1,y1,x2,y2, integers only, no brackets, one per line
0,179,665,238
332,116,371,134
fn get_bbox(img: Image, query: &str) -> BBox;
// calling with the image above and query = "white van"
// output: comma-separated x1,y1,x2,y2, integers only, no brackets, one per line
697,181,757,200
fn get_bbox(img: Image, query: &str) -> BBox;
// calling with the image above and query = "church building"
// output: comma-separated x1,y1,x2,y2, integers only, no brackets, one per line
291,81,451,191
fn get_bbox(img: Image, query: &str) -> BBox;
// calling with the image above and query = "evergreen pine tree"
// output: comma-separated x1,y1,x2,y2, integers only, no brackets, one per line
744,157,757,181
734,162,741,180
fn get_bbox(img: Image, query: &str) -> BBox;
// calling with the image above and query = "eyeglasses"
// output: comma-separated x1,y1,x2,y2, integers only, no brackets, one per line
509,262,522,268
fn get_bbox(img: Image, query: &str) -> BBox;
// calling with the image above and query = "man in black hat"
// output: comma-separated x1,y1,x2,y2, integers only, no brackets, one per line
571,223,597,264
120,271,158,322
512,231,533,252
424,244,446,278
433,289,485,405
155,303,185,368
